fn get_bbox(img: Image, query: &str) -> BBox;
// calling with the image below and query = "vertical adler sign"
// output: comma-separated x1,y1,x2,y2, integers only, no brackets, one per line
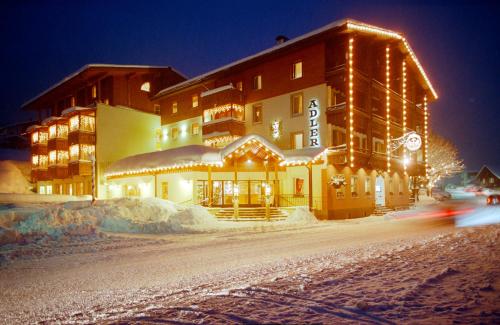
308,99,320,147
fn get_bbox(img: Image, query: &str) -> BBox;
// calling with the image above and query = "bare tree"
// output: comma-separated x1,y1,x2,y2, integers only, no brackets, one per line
427,133,465,187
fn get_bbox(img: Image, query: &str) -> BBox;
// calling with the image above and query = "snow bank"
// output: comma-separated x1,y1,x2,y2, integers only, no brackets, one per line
0,198,221,245
285,207,318,224
0,161,32,194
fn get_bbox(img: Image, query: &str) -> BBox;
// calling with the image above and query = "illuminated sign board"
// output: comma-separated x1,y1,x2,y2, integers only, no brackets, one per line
405,133,422,152
308,99,320,147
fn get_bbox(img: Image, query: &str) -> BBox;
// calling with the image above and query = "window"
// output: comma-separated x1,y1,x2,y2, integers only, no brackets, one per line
172,127,179,140
489,177,494,184
192,122,200,135
236,81,243,91
292,61,303,79
332,127,346,146
291,93,303,116
291,132,304,149
70,96,75,107
252,104,263,123
172,102,178,114
91,85,97,99
351,176,358,197
374,138,385,154
253,75,262,90
140,82,151,92
154,104,160,115
365,177,371,195
294,178,304,196
192,95,199,108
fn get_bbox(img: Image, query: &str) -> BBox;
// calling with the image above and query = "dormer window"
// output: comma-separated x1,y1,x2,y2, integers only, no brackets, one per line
140,82,151,92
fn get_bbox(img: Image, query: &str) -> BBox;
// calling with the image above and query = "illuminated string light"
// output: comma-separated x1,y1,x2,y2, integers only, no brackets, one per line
348,38,354,168
402,60,407,175
346,21,438,99
424,95,429,180
386,45,391,173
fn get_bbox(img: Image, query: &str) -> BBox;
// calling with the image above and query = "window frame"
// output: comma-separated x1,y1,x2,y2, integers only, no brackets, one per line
290,131,304,150
192,122,200,135
172,101,178,114
192,95,199,108
290,92,304,117
252,75,262,90
252,103,263,124
154,104,161,115
292,61,303,80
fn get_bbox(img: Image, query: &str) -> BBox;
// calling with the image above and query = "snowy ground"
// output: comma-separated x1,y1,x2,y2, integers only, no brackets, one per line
0,196,499,323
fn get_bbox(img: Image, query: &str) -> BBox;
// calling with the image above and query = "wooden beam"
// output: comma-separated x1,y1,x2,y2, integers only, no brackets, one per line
208,165,212,207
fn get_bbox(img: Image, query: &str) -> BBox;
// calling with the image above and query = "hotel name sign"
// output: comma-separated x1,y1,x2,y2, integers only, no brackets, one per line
308,99,320,147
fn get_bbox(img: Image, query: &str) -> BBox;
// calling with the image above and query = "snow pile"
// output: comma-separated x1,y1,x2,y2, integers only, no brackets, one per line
285,206,318,224
0,161,32,194
0,198,221,245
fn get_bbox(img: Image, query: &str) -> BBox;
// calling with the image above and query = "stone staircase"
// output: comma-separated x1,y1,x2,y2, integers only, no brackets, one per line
213,207,288,221
372,205,394,216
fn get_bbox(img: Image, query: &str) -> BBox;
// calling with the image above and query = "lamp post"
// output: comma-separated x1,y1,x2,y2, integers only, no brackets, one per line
91,155,96,204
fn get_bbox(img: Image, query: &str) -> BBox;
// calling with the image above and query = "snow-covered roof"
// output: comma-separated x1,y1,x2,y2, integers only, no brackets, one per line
200,84,235,98
61,106,95,116
22,64,184,109
220,134,285,160
26,124,44,133
105,134,328,178
105,145,222,177
476,165,500,180
41,116,66,125
154,19,437,100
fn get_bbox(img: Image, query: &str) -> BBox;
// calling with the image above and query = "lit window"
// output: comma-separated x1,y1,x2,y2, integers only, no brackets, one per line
154,104,161,115
31,132,39,144
49,150,56,165
32,155,39,167
192,123,200,135
192,95,199,108
91,85,97,99
351,175,358,197
70,97,75,107
39,132,48,144
69,115,79,132
57,150,69,164
80,115,95,132
252,104,263,123
69,144,79,161
172,102,178,114
140,82,151,92
236,81,243,91
49,125,56,139
291,132,304,149
172,127,179,140
80,144,95,160
39,155,48,168
292,61,303,79
291,93,303,116
253,75,262,90
365,177,371,195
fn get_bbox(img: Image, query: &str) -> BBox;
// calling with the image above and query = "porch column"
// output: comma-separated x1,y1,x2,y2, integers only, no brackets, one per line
154,173,158,198
265,160,270,221
233,159,239,219
274,160,279,206
208,165,213,207
308,162,313,212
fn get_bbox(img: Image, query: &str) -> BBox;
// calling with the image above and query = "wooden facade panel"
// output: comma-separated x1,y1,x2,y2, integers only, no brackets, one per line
47,138,68,151
203,120,246,137
31,144,48,155
68,132,96,146
48,166,68,179
69,162,92,177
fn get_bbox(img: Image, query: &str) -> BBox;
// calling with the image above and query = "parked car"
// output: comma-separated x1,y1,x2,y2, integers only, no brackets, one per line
432,188,451,201
486,194,500,205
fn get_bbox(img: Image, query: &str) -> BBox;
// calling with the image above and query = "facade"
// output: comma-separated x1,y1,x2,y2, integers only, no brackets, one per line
103,19,438,219
24,64,186,195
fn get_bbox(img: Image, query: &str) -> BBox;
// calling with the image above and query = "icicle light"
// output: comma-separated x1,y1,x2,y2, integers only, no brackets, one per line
424,95,429,179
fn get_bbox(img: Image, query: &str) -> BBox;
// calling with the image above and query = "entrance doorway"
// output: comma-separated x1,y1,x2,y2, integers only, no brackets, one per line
375,176,385,206
196,180,278,207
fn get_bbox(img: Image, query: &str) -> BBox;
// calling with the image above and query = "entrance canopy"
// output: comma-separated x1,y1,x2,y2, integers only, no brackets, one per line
105,134,327,178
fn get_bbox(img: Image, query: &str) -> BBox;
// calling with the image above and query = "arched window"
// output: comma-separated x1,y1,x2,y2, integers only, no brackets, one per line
140,82,151,92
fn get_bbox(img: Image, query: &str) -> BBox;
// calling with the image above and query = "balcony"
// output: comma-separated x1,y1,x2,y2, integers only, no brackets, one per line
200,85,243,109
66,108,96,146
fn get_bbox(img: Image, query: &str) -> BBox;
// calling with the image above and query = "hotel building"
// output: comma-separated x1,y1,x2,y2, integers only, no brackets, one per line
24,64,185,196
26,19,437,219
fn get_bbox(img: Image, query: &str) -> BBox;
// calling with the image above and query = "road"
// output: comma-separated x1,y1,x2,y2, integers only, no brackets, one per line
1,209,469,324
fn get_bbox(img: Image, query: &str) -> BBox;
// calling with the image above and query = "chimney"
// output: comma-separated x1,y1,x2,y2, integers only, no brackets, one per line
275,35,289,45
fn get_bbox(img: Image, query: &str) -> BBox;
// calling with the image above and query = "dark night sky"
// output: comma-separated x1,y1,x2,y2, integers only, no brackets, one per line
0,0,499,170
